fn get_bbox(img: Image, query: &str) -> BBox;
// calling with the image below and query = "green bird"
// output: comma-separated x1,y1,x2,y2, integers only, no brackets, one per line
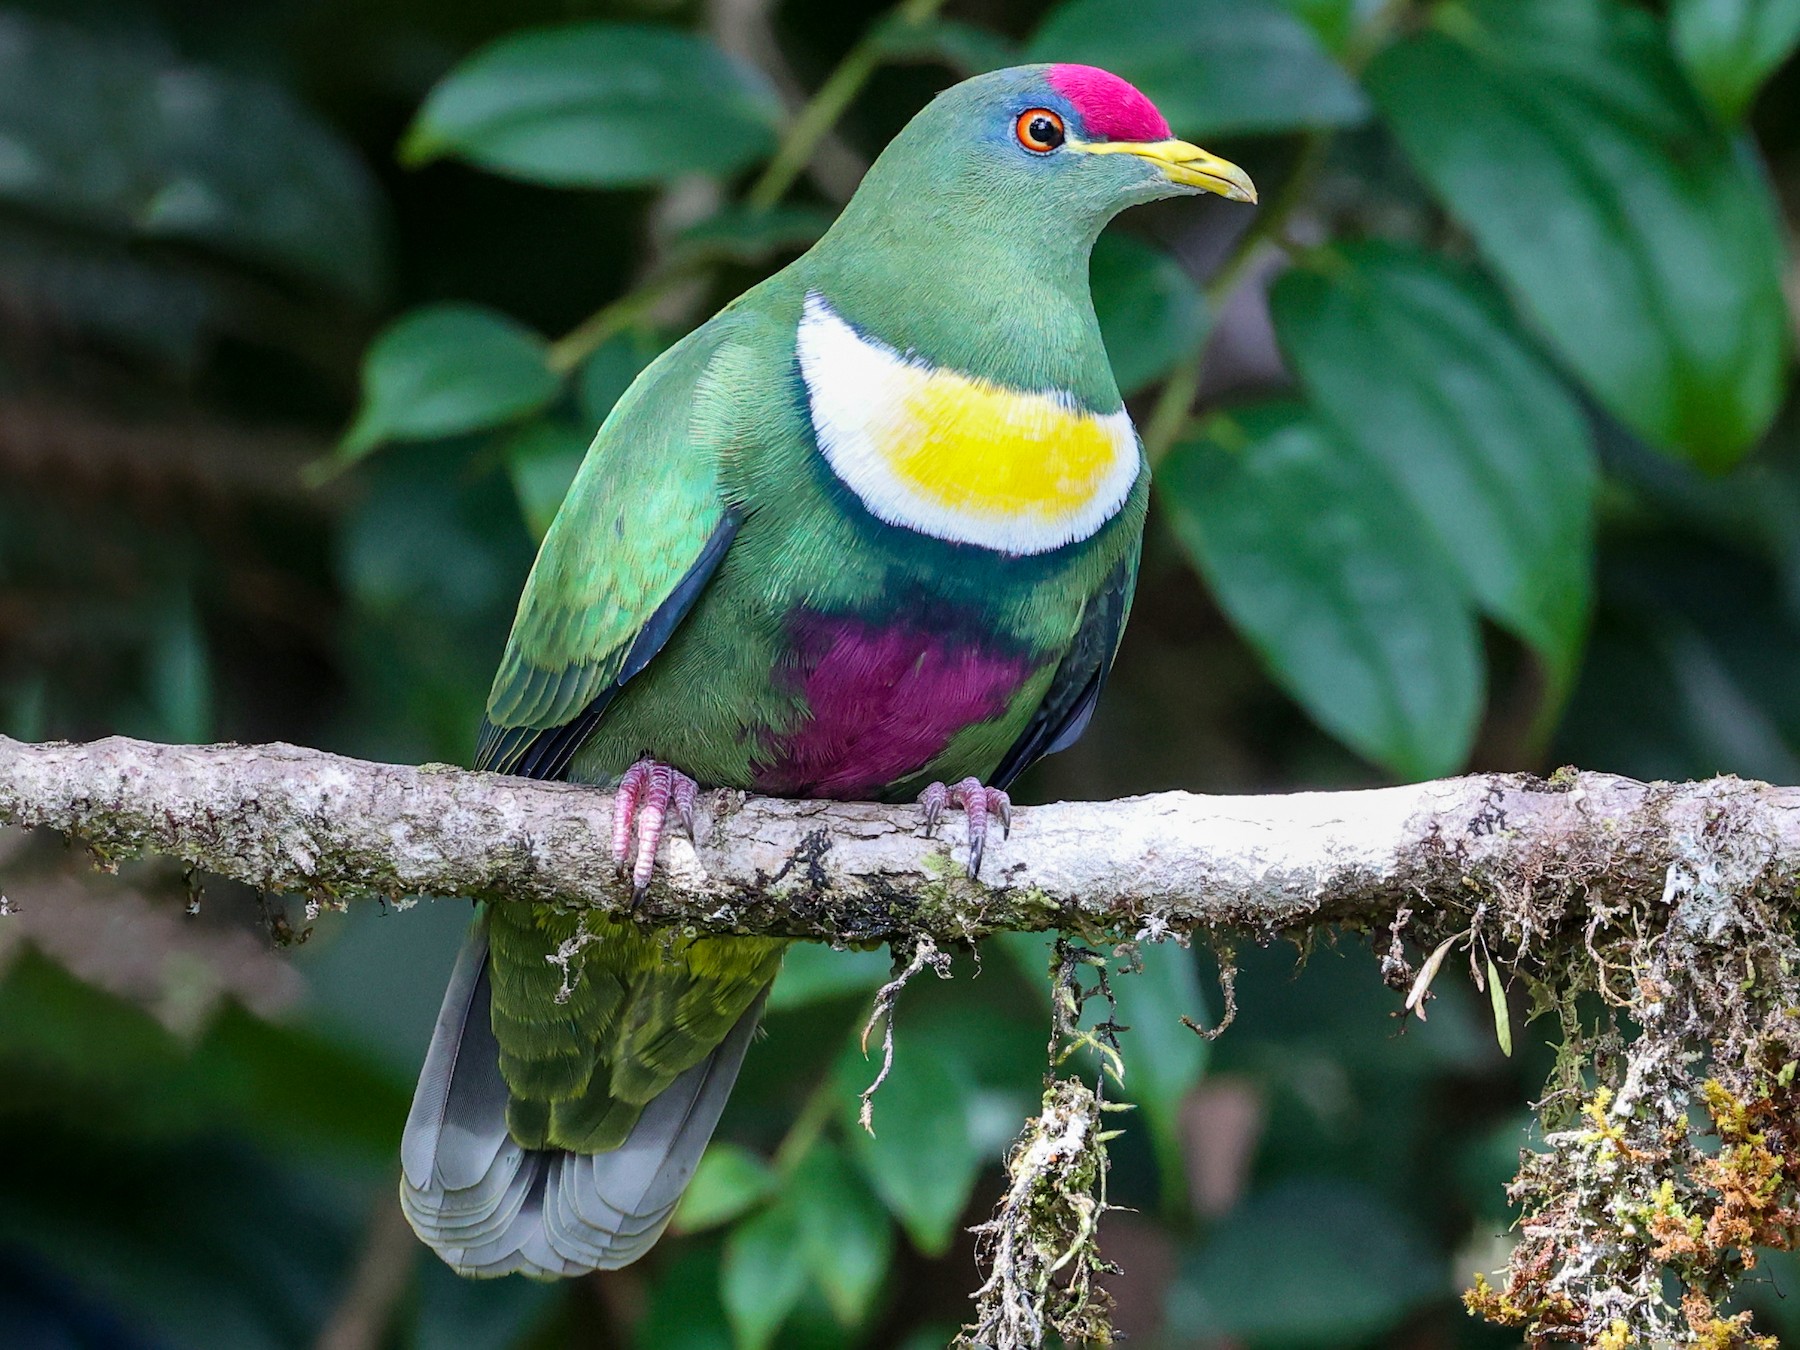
400,62,1254,1278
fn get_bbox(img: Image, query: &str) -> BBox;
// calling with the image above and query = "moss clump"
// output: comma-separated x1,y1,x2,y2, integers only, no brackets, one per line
955,1078,1120,1350
1454,788,1800,1346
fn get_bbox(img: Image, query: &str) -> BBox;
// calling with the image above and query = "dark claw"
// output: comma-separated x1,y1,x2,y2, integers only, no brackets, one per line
917,778,1011,879
673,774,698,840
919,780,949,835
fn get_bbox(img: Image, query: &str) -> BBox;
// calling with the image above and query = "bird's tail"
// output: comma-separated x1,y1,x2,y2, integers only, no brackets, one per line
399,917,762,1278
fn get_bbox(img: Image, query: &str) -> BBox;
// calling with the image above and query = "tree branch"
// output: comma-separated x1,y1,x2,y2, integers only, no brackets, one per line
2,734,1794,942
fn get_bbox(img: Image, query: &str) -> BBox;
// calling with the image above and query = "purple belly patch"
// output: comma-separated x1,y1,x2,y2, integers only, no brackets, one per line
753,610,1035,799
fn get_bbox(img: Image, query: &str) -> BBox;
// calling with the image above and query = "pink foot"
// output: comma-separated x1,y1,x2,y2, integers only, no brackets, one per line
612,759,698,897
919,777,1012,878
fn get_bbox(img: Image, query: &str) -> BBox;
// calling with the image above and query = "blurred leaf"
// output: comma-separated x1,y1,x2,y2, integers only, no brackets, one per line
870,16,1021,73
1271,241,1596,692
1113,942,1210,1189
1091,231,1208,397
721,1177,810,1350
768,943,891,1012
791,1139,893,1327
343,304,559,460
1657,619,1800,782
0,947,406,1159
0,11,385,304
640,1243,735,1350
339,467,512,618
0,1120,351,1350
1027,0,1370,138
1281,0,1366,53
837,1029,983,1256
1166,1178,1443,1345
577,328,666,426
402,24,781,187
1672,0,1800,123
672,1143,778,1234
1367,0,1792,470
1161,404,1483,779
2,675,46,741
412,1249,558,1350
505,419,590,541
201,1003,408,1161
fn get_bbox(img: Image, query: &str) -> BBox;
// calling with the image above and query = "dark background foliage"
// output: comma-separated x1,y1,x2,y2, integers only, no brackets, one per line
1,0,1798,1346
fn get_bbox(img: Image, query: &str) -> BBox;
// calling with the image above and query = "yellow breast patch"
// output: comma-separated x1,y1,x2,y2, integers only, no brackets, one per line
795,292,1140,555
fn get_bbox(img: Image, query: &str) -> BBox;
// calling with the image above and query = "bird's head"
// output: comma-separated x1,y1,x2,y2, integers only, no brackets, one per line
854,64,1256,236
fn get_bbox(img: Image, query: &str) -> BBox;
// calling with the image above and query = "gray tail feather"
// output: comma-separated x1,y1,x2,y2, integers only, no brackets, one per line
399,915,763,1278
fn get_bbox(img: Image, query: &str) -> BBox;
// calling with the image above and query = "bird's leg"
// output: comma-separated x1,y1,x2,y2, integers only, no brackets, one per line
611,758,699,899
918,776,1012,878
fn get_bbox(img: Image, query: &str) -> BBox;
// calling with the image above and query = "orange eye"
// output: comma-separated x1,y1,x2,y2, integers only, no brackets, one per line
1015,108,1065,153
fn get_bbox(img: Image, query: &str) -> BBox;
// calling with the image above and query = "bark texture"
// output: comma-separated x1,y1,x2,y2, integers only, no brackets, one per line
2,733,1793,941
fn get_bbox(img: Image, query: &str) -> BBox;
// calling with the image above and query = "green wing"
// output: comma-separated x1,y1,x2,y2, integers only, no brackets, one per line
473,314,785,1154
476,319,748,779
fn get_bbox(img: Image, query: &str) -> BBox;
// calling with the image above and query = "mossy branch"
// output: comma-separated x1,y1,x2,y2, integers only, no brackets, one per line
3,734,1794,944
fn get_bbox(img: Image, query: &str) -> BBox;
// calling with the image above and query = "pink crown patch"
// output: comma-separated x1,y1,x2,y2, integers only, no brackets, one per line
1046,64,1171,143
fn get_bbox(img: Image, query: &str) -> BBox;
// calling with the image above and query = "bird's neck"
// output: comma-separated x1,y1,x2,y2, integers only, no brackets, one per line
800,195,1119,412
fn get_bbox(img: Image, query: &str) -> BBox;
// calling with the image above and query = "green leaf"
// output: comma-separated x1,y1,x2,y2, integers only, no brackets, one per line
672,1143,778,1234
1161,404,1483,779
505,419,591,540
722,1188,810,1350
1091,232,1208,397
1672,0,1800,124
1167,1178,1443,1345
0,9,385,304
403,23,781,187
1027,0,1369,138
343,304,559,460
837,1029,983,1256
768,943,892,1012
1367,0,1792,471
792,1139,893,1327
1271,241,1596,693
1486,958,1513,1058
